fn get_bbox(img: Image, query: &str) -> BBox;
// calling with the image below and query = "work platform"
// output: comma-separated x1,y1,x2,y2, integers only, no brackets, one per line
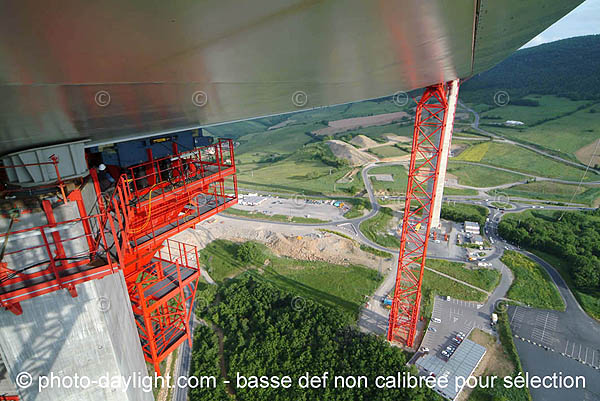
0,138,237,400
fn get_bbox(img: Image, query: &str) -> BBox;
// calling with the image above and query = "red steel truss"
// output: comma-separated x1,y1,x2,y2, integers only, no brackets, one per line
387,83,456,347
0,138,238,379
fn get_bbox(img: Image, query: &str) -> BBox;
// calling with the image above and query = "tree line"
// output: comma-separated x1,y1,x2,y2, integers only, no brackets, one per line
498,210,600,290
189,275,441,401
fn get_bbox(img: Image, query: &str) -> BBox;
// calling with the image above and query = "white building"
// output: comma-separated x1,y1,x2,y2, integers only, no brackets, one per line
464,221,480,235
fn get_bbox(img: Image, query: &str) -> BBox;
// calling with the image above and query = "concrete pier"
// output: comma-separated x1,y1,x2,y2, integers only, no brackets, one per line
0,271,154,401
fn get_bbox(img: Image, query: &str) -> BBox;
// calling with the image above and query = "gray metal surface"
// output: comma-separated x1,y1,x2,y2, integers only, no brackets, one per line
1,141,89,185
0,0,584,154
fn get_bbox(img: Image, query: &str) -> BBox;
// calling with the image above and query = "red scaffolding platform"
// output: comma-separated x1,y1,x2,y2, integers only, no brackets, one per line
0,138,238,381
387,83,456,347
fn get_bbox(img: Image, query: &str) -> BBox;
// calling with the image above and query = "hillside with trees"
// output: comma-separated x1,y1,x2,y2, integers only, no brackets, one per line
190,276,441,401
498,209,600,317
461,35,600,104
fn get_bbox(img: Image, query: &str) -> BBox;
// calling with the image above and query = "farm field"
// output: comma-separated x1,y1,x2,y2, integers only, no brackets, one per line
237,156,364,196
504,181,600,206
478,95,591,126
484,101,600,161
459,142,597,181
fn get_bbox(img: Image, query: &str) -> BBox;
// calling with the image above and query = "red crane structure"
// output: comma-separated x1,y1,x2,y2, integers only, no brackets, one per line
387,81,459,347
0,139,238,375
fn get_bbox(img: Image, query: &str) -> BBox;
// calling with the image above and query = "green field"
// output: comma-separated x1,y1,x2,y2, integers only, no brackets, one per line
480,97,599,160
479,95,591,126
504,181,600,206
440,202,488,227
257,258,381,319
368,145,408,159
501,251,565,310
198,239,382,319
447,162,524,187
359,207,400,249
237,158,364,196
420,269,487,319
426,259,501,292
367,165,409,194
462,142,596,181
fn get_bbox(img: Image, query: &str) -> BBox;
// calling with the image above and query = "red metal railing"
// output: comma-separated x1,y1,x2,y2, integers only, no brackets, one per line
0,195,119,314
128,239,200,374
0,155,67,203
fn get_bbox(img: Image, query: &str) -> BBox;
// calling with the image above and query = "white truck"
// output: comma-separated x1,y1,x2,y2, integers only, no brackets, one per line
491,313,498,326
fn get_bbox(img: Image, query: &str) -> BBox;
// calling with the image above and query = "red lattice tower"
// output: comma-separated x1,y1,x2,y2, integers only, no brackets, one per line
387,82,455,347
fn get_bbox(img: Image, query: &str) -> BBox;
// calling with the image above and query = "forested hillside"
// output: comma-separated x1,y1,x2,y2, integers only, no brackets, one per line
461,35,600,104
190,276,441,401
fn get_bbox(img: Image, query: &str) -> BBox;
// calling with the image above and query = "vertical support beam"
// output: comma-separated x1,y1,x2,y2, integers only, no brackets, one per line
387,82,457,347
430,79,460,227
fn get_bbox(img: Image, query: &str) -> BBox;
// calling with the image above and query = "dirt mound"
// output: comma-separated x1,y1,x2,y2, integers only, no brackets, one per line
350,135,379,149
385,134,411,143
327,140,378,166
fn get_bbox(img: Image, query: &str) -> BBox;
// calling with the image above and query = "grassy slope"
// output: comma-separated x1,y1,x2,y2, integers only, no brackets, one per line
530,250,600,320
447,162,523,187
198,239,382,319
368,145,408,158
501,251,565,311
426,259,501,292
359,207,400,249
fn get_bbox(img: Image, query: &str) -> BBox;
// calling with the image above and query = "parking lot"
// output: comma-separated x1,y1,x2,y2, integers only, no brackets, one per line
234,196,346,221
509,305,600,369
419,296,493,361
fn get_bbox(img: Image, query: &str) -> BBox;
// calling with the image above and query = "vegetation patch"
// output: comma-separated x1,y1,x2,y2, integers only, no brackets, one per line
500,251,565,310
426,259,501,292
223,207,327,224
447,162,523,187
359,207,400,249
198,240,382,320
440,203,488,228
454,142,490,162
